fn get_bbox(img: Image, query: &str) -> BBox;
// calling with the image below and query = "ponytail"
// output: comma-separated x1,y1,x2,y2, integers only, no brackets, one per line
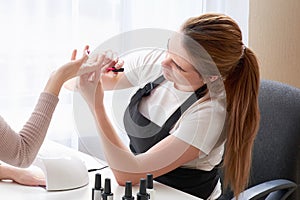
181,13,261,198
223,47,260,197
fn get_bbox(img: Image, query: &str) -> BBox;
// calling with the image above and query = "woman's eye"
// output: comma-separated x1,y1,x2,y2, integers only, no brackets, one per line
174,62,186,72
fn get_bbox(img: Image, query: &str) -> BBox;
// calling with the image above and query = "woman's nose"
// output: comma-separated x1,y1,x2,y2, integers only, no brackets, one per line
161,56,172,68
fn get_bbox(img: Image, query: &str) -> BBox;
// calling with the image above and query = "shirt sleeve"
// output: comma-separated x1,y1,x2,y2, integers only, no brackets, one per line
0,92,59,167
124,49,165,87
171,96,227,155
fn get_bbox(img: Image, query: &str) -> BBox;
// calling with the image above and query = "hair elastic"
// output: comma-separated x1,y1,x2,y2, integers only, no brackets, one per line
240,45,246,59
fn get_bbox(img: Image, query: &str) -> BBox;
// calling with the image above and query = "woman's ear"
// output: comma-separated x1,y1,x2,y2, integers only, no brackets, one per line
203,75,223,84
209,75,220,82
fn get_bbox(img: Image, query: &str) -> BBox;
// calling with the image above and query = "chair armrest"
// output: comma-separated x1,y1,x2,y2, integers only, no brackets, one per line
232,179,297,200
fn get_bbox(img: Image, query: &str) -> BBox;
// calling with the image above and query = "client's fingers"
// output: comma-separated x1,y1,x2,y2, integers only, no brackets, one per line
78,54,105,76
82,45,89,57
71,49,77,61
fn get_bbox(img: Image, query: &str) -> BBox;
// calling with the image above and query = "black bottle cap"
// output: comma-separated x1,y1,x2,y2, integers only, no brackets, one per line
95,173,102,190
137,178,148,200
146,174,153,189
122,181,134,200
104,178,112,194
102,178,113,200
139,178,146,194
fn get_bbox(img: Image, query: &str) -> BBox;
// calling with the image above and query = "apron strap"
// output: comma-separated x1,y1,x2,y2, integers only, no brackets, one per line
139,75,165,97
162,84,207,132
124,75,208,153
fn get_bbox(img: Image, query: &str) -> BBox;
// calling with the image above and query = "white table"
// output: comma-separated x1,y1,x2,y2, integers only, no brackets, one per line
0,140,200,200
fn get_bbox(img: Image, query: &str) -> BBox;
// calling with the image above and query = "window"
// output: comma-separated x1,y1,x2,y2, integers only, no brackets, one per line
0,0,248,150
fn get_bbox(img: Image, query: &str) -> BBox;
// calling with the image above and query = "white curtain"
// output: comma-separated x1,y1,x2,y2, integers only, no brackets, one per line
0,0,248,149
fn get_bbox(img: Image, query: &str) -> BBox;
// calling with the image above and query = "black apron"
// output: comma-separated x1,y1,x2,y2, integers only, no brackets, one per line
123,75,220,199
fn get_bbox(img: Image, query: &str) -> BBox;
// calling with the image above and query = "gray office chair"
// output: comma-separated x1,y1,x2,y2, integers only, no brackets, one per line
218,79,300,200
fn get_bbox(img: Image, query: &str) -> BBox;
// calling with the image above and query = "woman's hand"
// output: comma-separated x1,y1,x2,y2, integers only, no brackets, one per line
77,51,122,110
0,165,45,186
44,45,101,96
77,53,107,110
53,46,89,83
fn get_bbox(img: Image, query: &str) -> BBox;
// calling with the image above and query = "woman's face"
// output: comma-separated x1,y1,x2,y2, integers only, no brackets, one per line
161,38,204,92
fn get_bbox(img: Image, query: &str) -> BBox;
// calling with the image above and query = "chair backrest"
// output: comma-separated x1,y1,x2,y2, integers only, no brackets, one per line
218,79,300,199
249,79,300,199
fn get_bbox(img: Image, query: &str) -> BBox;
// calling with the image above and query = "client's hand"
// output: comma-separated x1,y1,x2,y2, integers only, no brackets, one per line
0,164,45,186
77,53,114,110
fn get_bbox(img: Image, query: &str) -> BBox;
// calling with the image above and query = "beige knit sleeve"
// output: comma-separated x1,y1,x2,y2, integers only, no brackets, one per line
0,92,59,167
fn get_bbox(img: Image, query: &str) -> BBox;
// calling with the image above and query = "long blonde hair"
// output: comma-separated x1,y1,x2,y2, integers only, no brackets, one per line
181,13,260,197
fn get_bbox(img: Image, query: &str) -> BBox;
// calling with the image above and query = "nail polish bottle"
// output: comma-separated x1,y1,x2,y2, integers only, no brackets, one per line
92,173,103,200
102,178,114,200
146,174,155,200
137,178,149,200
122,181,134,200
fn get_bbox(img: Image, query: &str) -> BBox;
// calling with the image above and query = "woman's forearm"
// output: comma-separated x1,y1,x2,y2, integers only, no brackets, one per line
92,103,170,184
92,102,200,185
94,104,128,151
0,93,58,167
43,71,64,96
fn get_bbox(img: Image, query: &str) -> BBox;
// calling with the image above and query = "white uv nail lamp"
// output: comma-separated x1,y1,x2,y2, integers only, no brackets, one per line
37,155,89,191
